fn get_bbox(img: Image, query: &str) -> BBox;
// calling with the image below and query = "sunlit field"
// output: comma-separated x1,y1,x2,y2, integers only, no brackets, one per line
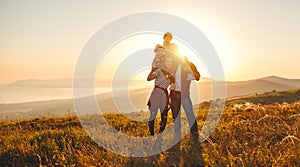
0,89,299,166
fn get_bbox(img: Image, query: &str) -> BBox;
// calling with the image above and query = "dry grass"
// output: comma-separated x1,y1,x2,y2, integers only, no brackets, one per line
0,91,300,166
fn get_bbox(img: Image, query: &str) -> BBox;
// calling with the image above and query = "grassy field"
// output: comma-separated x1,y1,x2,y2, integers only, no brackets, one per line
0,89,300,166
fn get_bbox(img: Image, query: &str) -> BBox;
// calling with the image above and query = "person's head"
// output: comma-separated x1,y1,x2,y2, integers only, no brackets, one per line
163,32,172,43
154,44,164,54
164,56,174,69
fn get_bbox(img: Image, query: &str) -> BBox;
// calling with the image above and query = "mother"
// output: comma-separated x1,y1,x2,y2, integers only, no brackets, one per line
147,56,175,136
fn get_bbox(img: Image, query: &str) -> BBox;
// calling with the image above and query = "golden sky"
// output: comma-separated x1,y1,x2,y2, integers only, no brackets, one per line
0,0,300,84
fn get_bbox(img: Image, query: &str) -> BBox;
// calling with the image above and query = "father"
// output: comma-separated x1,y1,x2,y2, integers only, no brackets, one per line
170,51,201,140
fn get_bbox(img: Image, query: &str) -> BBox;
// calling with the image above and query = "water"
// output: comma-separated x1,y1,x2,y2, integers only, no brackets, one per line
0,86,111,104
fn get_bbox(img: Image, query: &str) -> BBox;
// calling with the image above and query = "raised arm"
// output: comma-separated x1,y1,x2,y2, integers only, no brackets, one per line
147,67,156,81
147,57,159,81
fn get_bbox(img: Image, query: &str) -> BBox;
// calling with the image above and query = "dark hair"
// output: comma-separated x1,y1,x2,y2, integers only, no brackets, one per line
154,44,164,53
163,32,172,39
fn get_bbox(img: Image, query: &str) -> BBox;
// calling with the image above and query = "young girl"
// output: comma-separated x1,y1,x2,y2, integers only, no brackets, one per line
163,32,178,53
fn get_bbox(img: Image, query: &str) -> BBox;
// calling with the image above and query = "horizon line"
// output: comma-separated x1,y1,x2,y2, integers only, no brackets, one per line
1,75,300,86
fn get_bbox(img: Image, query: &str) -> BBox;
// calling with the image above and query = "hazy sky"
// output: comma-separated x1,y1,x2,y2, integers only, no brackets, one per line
1,0,300,84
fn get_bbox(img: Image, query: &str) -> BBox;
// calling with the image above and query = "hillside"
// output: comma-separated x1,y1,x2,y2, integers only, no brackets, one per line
260,75,300,88
225,88,300,106
0,90,299,166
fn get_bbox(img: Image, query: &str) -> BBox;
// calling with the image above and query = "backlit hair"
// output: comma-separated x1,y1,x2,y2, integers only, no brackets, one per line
163,32,172,39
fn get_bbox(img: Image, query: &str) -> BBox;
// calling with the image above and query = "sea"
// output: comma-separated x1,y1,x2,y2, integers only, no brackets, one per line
0,86,112,104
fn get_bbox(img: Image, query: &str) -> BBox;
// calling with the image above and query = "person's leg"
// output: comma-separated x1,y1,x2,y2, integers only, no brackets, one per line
157,89,168,133
181,96,198,132
148,106,159,136
153,98,168,151
159,105,168,133
148,88,165,136
170,91,181,140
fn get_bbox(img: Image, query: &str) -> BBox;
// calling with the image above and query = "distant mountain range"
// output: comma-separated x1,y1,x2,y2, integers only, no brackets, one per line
1,76,300,120
224,75,300,98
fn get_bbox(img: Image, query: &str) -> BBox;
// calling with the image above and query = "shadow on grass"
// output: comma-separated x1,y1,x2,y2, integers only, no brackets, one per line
126,133,204,167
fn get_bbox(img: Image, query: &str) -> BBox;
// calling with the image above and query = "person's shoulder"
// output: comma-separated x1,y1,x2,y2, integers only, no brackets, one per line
170,43,178,47
188,62,197,69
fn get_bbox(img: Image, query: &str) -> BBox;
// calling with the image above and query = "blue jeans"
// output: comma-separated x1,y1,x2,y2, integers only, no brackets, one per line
170,91,198,139
181,95,198,132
